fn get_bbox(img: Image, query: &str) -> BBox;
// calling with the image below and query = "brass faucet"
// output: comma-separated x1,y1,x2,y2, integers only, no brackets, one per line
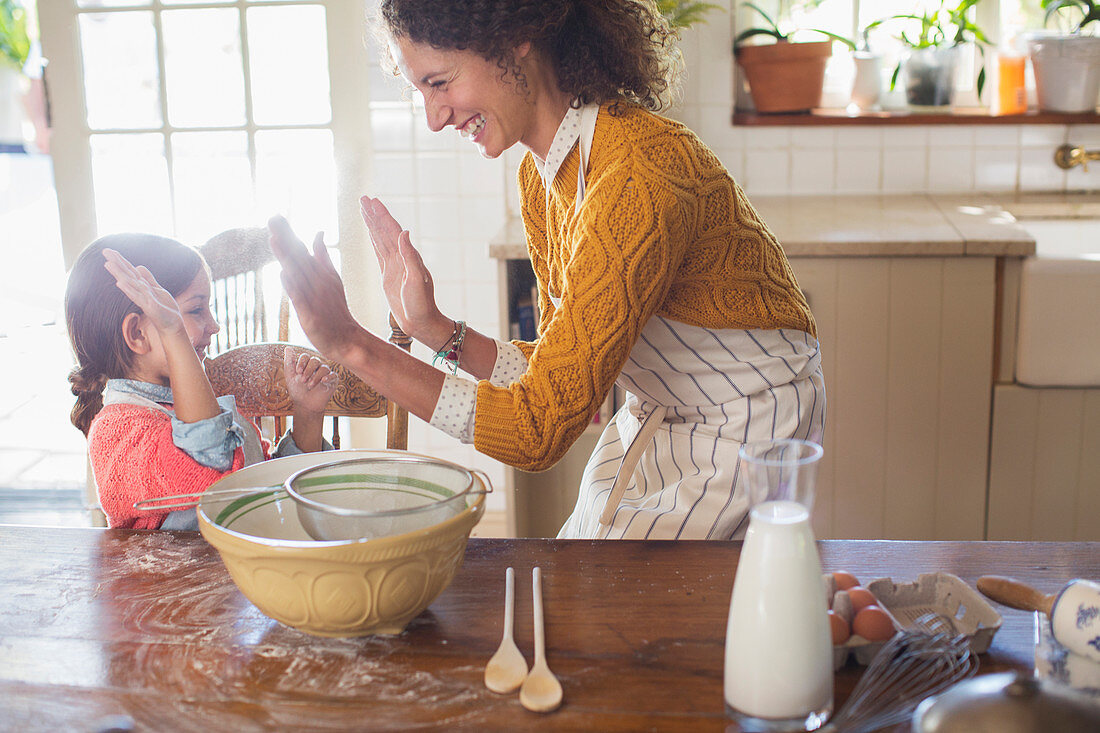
1054,143,1100,172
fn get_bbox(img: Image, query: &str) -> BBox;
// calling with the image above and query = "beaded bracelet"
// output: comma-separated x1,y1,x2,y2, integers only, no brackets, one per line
432,320,467,375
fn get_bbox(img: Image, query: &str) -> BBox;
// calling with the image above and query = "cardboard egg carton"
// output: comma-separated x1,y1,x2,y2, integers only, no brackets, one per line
831,599,903,670
832,571,1002,669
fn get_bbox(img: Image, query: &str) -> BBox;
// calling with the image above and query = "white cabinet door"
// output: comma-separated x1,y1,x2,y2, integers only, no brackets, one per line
989,385,1100,541
791,256,997,540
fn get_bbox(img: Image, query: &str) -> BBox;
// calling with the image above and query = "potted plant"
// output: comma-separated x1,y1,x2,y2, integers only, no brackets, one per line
0,0,29,72
0,0,31,150
1028,0,1100,113
850,29,884,110
657,0,723,29
868,0,991,110
734,1,856,113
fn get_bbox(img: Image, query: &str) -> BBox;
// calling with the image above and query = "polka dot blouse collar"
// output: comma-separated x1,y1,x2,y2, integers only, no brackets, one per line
534,104,584,193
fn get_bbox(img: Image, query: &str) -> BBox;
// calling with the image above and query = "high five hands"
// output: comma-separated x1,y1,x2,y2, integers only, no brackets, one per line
267,216,362,363
267,205,452,424
358,195,446,346
267,197,448,357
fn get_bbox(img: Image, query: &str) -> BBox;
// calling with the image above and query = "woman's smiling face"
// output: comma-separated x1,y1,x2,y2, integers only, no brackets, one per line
390,35,540,159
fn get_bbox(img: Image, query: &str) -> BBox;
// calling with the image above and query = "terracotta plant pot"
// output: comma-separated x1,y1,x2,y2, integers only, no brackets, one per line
735,40,833,113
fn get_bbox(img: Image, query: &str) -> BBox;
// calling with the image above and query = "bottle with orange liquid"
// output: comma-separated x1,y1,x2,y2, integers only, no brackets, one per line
994,38,1028,116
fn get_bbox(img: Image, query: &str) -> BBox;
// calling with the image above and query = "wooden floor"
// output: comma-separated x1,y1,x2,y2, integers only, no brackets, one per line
0,488,89,528
0,153,90,528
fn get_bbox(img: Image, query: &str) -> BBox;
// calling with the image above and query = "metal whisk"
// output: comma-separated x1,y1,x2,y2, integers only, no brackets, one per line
823,615,978,733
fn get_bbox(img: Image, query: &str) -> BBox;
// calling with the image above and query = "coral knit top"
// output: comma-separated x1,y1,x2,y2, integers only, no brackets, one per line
472,102,814,472
89,403,258,529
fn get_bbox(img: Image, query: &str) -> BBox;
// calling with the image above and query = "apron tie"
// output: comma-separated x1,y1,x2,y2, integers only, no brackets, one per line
599,404,668,525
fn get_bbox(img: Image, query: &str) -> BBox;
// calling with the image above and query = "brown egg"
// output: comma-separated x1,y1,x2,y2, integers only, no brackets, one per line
832,570,860,590
852,605,896,641
847,586,877,613
828,609,851,645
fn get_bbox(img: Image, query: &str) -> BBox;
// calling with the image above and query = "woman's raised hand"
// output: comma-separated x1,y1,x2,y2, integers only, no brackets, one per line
268,216,361,362
360,195,450,349
102,248,185,336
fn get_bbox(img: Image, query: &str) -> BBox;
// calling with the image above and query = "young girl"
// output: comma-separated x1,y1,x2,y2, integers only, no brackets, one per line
65,232,338,530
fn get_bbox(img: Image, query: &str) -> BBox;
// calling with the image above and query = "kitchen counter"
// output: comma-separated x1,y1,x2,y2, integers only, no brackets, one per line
487,193,1086,260
751,194,1035,257
2,526,1096,731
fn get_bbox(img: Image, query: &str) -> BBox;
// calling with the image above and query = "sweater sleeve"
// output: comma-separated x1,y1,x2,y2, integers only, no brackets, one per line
88,404,246,529
474,154,691,471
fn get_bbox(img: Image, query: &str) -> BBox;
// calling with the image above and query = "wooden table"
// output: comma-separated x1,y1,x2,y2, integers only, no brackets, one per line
1,527,1096,731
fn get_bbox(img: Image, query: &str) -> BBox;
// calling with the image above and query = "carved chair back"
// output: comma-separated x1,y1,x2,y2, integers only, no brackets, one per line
205,331,410,451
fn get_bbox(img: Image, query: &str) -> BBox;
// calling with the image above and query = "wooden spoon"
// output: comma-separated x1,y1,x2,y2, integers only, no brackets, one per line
976,575,1056,616
519,566,563,713
484,566,528,694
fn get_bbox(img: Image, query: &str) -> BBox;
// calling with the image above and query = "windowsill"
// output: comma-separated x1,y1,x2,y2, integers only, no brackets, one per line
732,107,1100,126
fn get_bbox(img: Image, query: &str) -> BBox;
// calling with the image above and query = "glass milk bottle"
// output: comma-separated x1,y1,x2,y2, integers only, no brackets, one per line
724,439,832,732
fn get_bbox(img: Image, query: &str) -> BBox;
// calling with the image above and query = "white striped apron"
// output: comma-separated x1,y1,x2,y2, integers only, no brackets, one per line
557,319,825,540
543,103,825,540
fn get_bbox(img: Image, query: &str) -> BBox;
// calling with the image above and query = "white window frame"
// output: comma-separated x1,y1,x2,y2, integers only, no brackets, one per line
38,0,376,281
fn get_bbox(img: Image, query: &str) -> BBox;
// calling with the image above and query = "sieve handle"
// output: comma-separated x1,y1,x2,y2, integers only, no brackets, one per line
470,468,495,495
132,485,282,511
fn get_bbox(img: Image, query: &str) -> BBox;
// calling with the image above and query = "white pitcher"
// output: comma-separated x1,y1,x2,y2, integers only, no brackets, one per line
724,439,832,732
850,52,882,110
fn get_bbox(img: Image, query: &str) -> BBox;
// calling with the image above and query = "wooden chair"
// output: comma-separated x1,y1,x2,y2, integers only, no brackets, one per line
200,227,290,356
205,324,411,450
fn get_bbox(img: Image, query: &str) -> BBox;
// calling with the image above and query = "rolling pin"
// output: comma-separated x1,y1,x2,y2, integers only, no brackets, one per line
977,576,1100,663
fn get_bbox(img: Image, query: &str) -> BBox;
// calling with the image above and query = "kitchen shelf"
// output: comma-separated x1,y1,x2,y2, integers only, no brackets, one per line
732,107,1100,126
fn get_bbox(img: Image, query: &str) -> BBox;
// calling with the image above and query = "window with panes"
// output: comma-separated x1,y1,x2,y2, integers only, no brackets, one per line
40,0,345,252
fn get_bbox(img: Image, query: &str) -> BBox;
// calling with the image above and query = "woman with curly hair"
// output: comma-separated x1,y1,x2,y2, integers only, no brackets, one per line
270,0,824,540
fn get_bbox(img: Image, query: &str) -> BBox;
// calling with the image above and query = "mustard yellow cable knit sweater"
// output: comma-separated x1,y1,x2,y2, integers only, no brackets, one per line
474,103,815,471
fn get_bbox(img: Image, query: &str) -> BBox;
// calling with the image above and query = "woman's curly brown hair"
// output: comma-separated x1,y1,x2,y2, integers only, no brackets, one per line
376,0,683,112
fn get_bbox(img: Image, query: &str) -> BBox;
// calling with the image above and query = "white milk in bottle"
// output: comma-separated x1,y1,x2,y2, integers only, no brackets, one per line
725,439,831,732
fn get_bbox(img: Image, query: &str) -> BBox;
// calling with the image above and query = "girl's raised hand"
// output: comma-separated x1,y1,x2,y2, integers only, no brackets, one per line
360,195,448,347
284,347,339,415
102,248,186,335
268,216,360,362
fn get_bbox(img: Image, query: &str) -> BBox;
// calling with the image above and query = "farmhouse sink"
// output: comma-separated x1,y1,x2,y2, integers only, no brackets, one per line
1013,214,1100,387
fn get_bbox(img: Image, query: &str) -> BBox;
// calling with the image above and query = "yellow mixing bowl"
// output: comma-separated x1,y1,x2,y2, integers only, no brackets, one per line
196,450,486,637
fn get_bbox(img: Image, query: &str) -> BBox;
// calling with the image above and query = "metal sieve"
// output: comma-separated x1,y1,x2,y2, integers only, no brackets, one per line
283,453,491,541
